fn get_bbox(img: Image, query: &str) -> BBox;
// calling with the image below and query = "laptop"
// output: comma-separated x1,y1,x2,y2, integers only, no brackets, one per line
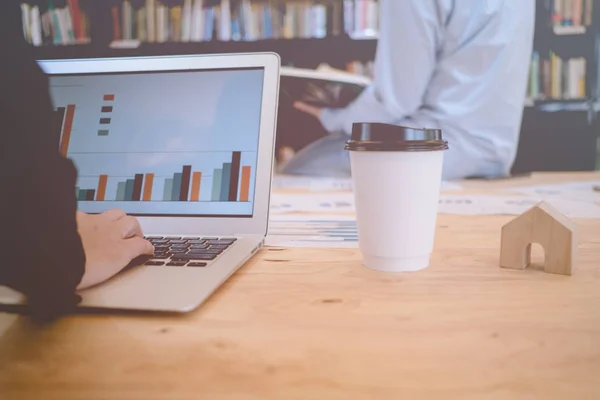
0,52,280,312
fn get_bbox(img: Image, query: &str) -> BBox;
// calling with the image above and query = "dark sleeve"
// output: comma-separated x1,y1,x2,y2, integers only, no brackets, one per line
0,2,86,322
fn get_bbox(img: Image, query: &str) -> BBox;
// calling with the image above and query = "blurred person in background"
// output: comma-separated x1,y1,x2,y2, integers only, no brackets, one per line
285,0,535,180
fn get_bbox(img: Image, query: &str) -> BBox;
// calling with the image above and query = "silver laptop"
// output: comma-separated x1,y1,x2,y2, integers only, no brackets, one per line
0,52,280,312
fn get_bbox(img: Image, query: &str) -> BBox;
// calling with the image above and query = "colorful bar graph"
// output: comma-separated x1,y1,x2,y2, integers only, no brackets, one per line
143,173,154,201
240,166,251,202
80,156,251,204
99,118,111,124
220,163,232,201
98,130,109,136
172,173,182,201
132,174,144,201
60,104,76,157
97,175,108,201
163,178,174,201
101,106,113,113
191,172,202,202
104,94,115,101
212,169,223,201
179,165,192,201
229,151,241,201
125,179,135,201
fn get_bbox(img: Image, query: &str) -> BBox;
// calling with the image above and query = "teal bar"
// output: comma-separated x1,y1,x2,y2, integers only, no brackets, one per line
163,178,174,201
220,162,231,201
77,189,87,201
116,182,126,201
212,169,222,201
171,173,182,202
125,179,135,201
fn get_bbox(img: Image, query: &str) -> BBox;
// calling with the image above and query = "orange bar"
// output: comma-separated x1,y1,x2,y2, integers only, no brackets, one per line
142,173,154,201
104,94,115,101
190,172,202,202
239,166,251,202
96,175,108,201
60,104,76,157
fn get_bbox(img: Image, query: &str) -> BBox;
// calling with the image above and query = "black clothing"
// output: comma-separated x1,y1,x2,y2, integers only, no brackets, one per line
0,2,85,322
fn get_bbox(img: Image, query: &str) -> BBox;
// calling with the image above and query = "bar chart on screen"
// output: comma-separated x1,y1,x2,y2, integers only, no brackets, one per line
73,151,253,203
48,66,264,216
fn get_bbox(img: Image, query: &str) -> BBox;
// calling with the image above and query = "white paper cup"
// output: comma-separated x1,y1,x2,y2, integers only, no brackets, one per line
345,123,448,272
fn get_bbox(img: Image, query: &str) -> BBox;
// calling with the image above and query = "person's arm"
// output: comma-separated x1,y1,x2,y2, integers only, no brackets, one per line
0,3,86,321
318,0,443,134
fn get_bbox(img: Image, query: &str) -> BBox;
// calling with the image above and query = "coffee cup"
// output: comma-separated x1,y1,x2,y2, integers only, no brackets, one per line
345,123,448,272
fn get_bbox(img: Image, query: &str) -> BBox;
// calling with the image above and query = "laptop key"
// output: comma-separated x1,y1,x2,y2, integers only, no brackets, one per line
201,237,219,240
145,236,164,240
189,244,209,250
165,237,182,240
205,240,234,246
170,244,189,249
184,237,201,241
169,249,187,255
168,240,187,244
145,261,165,266
208,244,229,250
188,262,208,267
167,261,188,267
188,249,222,255
187,240,206,245
171,254,216,261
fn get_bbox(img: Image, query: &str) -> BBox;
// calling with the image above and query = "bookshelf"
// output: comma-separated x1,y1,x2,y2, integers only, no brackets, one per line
513,0,600,174
20,0,379,71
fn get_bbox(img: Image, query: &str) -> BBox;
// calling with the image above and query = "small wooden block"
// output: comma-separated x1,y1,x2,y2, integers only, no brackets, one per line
500,201,577,276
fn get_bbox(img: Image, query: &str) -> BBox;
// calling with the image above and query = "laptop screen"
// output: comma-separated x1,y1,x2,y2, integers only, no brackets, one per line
48,67,264,218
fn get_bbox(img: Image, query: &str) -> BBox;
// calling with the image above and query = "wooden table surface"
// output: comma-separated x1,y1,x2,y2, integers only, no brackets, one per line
1,172,599,399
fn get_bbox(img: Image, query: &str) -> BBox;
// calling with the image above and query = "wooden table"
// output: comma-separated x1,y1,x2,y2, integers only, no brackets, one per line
1,172,600,399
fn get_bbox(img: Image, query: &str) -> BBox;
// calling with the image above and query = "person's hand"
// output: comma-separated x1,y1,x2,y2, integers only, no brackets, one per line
293,101,323,120
75,209,154,290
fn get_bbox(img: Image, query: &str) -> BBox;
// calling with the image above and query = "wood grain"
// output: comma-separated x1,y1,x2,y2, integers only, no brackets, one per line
1,174,599,400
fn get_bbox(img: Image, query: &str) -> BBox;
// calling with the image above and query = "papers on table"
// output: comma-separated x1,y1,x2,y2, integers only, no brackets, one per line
506,181,600,203
266,215,358,248
269,192,600,218
272,175,462,192
438,195,600,219
270,193,355,214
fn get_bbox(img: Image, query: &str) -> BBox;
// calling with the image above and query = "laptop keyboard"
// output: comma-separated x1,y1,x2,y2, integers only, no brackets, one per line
142,236,238,267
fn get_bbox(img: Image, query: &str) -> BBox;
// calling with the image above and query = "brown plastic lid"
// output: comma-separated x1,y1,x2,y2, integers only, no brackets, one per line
345,122,449,152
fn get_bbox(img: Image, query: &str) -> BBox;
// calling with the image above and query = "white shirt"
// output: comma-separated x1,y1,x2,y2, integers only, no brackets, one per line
319,0,535,180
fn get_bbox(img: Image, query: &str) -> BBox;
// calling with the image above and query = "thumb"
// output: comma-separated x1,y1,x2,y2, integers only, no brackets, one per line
124,237,155,259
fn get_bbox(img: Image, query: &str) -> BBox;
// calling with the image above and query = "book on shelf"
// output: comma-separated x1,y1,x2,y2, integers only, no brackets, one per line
21,0,380,46
527,50,587,101
543,0,594,33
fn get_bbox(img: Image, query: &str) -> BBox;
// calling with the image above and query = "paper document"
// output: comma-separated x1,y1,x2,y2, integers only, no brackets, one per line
266,215,358,248
270,193,355,214
438,195,600,218
272,175,462,192
269,193,600,218
507,181,600,203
